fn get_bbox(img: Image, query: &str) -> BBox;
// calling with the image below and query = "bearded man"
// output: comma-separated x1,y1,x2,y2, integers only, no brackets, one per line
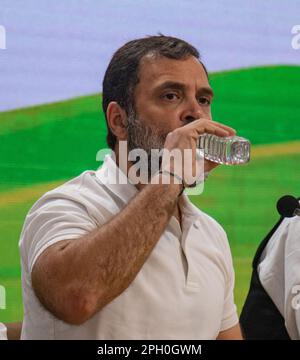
19,35,242,340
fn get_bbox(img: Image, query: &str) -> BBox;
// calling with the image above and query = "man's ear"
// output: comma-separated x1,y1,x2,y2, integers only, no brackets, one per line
106,102,128,141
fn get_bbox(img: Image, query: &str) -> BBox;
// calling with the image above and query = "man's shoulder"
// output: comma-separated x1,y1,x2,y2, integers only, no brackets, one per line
48,169,97,195
18,170,103,255
30,170,98,208
18,170,107,232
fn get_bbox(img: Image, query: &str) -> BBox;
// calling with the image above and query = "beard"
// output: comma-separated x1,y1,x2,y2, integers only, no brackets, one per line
126,110,167,180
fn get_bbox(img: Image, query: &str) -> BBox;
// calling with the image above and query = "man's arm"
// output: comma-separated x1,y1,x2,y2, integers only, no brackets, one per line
32,176,181,325
217,323,243,340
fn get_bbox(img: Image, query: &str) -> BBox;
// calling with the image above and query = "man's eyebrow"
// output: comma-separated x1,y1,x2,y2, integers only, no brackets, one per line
155,81,214,97
155,81,186,91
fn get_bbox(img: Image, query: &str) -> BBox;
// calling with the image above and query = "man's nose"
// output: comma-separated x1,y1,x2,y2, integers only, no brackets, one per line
181,100,206,125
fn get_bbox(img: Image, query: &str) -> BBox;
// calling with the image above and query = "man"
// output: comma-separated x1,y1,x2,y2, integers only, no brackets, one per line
241,201,300,339
258,214,300,339
19,35,242,339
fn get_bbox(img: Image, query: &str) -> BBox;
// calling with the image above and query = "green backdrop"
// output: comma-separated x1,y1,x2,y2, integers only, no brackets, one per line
0,65,300,322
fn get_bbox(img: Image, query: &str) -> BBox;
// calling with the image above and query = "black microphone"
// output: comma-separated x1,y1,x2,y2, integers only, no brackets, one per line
276,195,300,217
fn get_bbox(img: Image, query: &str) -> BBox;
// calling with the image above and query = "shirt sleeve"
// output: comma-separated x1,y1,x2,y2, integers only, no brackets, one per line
20,194,98,274
219,229,239,332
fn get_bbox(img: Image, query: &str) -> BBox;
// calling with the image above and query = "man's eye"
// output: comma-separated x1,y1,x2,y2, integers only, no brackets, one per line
163,93,179,101
198,97,211,105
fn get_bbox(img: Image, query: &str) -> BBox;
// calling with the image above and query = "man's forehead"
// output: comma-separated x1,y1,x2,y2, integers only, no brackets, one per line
138,55,209,87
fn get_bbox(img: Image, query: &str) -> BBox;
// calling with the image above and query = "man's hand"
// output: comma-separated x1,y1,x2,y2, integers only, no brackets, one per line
161,119,236,186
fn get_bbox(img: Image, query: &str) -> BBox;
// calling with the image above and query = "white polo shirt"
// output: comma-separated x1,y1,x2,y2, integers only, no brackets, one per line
0,323,7,340
19,154,238,340
258,214,300,339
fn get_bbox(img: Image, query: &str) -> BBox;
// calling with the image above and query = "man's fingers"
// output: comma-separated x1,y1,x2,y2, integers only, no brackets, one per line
183,118,236,136
195,124,231,137
209,121,236,135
